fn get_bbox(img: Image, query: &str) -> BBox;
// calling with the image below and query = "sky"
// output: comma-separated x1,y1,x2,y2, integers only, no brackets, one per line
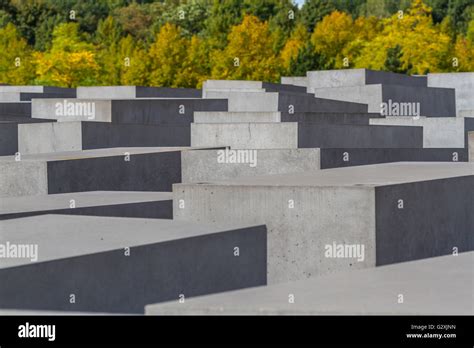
294,0,305,7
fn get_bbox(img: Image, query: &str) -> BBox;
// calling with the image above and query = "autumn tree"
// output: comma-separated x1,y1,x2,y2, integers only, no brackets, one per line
35,23,99,87
148,23,188,87
354,0,451,74
211,15,281,82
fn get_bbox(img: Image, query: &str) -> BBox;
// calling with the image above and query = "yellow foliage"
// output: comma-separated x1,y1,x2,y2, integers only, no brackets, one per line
211,15,281,82
280,23,309,69
354,0,451,74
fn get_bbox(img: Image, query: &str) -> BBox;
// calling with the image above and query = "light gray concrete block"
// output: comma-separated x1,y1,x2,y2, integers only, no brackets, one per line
31,99,112,122
204,91,278,111
0,147,207,197
313,85,382,112
181,148,321,182
0,215,267,313
77,86,137,99
146,252,474,315
307,69,427,89
194,111,281,123
19,121,83,154
191,123,298,149
281,76,308,88
369,116,465,148
428,72,474,116
0,161,48,197
173,162,474,283
0,191,173,220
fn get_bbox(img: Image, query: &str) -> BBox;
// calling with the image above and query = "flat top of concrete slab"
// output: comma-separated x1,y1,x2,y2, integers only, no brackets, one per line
0,214,263,268
0,146,222,162
146,252,474,315
0,191,172,215
182,162,474,188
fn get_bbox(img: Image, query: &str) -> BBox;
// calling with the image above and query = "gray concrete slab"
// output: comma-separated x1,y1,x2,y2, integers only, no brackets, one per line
191,123,423,149
369,116,469,148
31,98,227,123
0,191,173,220
77,86,201,99
312,84,455,117
146,252,474,315
182,148,321,182
0,215,266,313
0,86,74,94
173,162,474,283
18,121,191,154
0,147,217,197
428,72,474,116
307,69,427,89
180,147,467,182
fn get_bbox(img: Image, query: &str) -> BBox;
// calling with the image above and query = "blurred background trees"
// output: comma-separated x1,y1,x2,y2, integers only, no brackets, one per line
0,0,472,86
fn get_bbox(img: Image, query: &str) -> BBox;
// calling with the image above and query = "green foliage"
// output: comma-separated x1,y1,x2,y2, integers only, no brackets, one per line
1,0,471,87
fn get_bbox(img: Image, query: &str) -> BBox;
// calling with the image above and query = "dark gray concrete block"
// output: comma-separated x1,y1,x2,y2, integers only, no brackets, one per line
136,87,202,98
0,123,18,155
0,102,31,117
297,124,423,148
320,148,467,168
0,191,173,220
0,215,267,313
46,150,182,193
278,92,368,113
376,176,474,265
111,99,227,125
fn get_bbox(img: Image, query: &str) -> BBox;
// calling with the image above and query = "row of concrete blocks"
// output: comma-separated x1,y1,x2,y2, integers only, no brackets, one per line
2,160,473,312
282,69,473,117
3,143,473,199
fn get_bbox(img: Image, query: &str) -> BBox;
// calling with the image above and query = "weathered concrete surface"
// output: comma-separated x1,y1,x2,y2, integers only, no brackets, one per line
194,111,381,124
0,147,215,197
428,72,474,116
194,111,281,123
191,123,298,149
0,91,76,102
32,98,227,123
312,84,455,117
0,215,267,313
180,147,467,182
18,121,191,154
204,90,368,113
0,123,18,155
369,116,467,148
307,69,427,89
146,252,474,315
181,149,321,182
0,191,173,220
173,162,474,283
77,86,201,99
191,123,423,149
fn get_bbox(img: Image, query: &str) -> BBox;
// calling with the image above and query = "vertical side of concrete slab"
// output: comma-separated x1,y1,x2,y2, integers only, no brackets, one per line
47,151,182,193
0,225,267,313
375,176,474,265
173,185,376,283
0,162,48,197
469,132,474,161
18,122,83,154
31,99,112,122
0,123,18,155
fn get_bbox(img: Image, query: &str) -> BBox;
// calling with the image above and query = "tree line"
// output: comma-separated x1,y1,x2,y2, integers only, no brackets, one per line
0,0,472,87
